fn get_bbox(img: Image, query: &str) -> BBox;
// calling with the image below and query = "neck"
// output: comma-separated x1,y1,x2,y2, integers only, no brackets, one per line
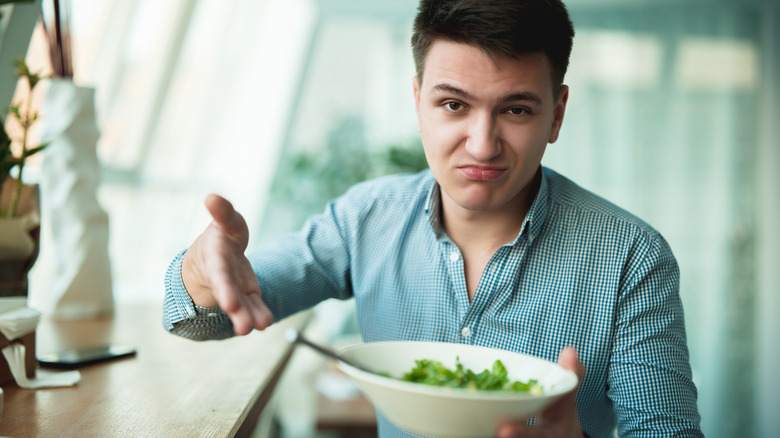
440,171,541,251
442,201,525,252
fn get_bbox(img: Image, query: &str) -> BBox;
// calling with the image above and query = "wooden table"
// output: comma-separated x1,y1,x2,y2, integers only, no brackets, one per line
314,363,377,436
0,302,310,437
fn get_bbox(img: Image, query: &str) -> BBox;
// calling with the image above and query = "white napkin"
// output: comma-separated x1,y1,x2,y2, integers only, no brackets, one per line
0,297,27,314
0,306,41,340
2,343,80,388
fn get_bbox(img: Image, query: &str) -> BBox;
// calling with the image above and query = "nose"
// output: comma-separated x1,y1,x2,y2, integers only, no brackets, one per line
464,112,500,161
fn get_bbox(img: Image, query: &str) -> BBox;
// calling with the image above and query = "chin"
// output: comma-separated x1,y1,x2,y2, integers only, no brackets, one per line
453,193,505,213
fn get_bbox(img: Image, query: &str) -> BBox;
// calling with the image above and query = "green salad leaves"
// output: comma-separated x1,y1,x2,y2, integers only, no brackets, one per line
399,357,543,394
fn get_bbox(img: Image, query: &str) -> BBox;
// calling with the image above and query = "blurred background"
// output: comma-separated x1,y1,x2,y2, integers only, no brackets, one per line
4,0,777,436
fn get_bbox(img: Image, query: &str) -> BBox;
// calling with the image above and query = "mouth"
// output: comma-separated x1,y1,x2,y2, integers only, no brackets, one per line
457,165,507,182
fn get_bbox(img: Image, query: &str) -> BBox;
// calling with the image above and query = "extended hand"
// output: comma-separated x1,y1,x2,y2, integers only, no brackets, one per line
181,194,274,335
496,347,586,438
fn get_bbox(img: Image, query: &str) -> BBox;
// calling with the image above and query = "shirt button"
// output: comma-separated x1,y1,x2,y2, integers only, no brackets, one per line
449,251,460,262
461,327,472,337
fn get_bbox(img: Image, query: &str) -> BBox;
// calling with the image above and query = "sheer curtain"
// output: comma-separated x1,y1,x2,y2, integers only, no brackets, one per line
28,0,316,306
23,0,779,437
548,2,779,436
753,2,779,436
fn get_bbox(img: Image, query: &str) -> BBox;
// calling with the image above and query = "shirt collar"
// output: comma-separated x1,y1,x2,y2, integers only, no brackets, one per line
423,166,550,244
424,181,445,239
518,167,549,245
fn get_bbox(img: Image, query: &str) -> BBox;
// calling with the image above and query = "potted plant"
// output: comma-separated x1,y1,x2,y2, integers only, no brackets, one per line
0,57,47,297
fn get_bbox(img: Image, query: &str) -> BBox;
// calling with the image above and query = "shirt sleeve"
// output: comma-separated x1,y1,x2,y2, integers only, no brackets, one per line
609,235,703,437
161,190,358,340
162,249,235,340
250,195,359,321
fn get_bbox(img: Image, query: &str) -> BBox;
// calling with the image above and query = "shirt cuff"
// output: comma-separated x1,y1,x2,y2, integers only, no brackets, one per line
162,249,197,330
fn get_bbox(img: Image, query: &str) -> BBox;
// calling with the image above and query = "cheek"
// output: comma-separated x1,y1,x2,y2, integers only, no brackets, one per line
418,115,441,155
420,114,462,151
419,128,453,177
420,131,440,167
500,120,553,155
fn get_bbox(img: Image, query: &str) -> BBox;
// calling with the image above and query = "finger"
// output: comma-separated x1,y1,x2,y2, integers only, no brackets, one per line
234,262,272,330
558,347,586,382
215,285,254,337
246,292,274,330
498,349,586,438
222,285,255,336
208,270,252,335
225,296,268,336
229,308,253,336
229,291,273,335
207,255,242,312
210,264,272,335
496,422,526,438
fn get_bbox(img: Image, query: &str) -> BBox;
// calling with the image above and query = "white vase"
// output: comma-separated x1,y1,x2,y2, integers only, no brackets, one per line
38,78,113,319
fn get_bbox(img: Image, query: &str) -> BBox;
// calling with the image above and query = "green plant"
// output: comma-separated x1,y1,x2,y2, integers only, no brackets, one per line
260,117,428,238
0,57,48,218
271,117,427,215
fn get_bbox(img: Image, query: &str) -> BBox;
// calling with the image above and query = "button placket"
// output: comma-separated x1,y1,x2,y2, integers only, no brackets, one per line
441,241,469,320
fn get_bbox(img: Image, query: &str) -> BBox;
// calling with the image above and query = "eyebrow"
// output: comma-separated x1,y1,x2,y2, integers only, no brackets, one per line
429,83,544,106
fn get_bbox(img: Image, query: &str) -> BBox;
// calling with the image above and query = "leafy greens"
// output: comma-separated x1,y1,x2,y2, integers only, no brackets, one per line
399,357,543,393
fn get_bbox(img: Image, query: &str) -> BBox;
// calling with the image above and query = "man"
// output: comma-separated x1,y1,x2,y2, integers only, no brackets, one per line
163,1,703,436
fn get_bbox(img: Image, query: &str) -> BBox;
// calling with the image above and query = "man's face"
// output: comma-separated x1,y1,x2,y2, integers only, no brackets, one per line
414,40,568,219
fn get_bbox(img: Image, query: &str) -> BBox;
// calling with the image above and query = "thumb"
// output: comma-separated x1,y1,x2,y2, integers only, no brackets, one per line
205,193,236,224
205,194,248,240
558,347,585,381
557,347,586,398
533,347,585,427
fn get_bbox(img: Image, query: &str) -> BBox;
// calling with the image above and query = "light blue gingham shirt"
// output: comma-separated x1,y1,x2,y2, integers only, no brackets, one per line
164,167,702,438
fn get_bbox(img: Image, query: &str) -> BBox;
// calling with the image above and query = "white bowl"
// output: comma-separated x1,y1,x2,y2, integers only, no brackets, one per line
337,341,578,438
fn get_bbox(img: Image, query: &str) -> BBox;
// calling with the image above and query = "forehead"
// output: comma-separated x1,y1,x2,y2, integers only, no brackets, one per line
420,40,554,100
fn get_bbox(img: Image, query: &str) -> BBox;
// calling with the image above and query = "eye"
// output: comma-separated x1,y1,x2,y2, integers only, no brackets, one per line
443,101,465,112
505,107,530,116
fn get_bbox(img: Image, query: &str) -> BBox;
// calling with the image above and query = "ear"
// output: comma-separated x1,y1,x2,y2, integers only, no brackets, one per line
413,75,422,113
548,85,569,144
413,75,422,131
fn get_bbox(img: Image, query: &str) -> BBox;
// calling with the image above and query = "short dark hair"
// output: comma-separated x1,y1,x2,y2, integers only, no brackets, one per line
411,0,575,95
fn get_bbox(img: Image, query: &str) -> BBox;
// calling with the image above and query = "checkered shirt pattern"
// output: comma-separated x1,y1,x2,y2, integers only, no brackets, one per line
163,167,702,438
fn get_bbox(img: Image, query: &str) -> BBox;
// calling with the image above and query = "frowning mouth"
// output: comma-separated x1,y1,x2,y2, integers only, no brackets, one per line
458,166,507,181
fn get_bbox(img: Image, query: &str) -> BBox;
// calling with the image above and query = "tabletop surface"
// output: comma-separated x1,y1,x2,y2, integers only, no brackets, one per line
0,302,310,438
